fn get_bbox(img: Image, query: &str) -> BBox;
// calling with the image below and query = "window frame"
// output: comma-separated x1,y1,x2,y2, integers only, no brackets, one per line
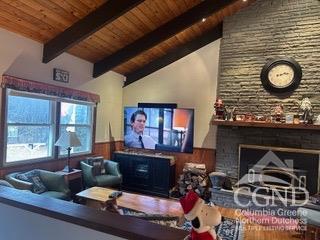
58,101,94,157
2,89,95,166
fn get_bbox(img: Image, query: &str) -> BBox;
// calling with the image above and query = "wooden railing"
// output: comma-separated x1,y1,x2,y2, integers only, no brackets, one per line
0,186,188,240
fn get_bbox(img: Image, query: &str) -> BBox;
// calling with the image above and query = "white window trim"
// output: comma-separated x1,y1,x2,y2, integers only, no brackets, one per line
3,89,94,166
9,89,95,106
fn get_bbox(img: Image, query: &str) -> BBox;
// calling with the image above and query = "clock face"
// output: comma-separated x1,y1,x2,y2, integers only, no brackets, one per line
260,57,302,93
268,64,294,88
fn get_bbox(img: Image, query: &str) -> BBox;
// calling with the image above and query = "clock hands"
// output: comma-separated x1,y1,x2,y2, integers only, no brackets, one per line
276,72,290,77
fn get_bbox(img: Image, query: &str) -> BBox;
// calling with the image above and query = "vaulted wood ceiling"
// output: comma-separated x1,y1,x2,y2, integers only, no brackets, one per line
0,0,255,86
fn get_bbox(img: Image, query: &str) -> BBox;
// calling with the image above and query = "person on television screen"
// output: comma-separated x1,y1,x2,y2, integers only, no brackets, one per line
125,110,156,149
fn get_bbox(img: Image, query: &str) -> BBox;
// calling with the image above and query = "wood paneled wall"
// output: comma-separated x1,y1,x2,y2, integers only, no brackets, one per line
0,141,215,182
93,141,124,159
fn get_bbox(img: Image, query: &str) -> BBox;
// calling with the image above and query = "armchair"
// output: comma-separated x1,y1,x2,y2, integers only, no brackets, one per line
6,169,71,200
81,159,122,188
298,207,320,239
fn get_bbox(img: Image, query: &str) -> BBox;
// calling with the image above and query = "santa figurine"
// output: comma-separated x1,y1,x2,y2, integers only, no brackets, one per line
180,191,222,240
214,97,226,120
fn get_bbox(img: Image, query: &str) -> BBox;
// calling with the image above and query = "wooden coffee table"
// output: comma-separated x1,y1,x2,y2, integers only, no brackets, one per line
76,186,183,217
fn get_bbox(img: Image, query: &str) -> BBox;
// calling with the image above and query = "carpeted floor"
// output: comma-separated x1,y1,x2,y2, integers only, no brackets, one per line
121,208,244,240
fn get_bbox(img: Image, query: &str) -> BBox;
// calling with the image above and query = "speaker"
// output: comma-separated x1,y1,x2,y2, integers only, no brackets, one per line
138,103,177,108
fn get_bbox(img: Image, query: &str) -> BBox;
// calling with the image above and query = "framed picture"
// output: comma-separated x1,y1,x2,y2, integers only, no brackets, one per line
285,114,294,124
53,68,69,83
235,114,245,121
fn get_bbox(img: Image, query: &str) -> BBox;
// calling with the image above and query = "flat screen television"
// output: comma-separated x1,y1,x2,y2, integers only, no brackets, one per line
124,107,194,153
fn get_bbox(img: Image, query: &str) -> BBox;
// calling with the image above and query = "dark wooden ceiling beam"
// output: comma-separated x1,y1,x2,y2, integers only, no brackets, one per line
93,0,236,78
42,0,144,63
124,24,223,87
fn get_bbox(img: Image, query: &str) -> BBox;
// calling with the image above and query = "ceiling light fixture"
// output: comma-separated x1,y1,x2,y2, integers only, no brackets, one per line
202,18,206,22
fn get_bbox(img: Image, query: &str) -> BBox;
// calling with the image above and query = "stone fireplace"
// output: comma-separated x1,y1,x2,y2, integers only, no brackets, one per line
237,144,319,198
212,0,320,210
215,126,320,191
215,0,320,182
215,126,320,182
212,135,320,211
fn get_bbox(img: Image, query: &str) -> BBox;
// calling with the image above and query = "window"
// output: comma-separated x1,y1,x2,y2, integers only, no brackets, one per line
4,89,94,165
59,102,93,156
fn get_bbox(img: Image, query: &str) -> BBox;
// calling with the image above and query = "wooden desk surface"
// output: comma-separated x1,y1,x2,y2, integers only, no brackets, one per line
76,186,183,217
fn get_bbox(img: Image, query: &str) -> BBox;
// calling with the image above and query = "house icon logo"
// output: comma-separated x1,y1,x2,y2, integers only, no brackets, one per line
234,150,309,207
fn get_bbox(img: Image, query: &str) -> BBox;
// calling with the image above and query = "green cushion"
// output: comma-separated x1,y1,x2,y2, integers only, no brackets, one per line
96,174,121,187
39,171,66,192
40,191,69,200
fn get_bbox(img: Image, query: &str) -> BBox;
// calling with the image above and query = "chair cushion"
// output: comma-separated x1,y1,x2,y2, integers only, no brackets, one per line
16,170,47,194
0,180,14,188
40,191,69,200
87,156,106,176
96,174,121,187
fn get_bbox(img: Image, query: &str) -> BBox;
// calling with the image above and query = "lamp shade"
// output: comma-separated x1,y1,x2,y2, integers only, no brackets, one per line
173,109,189,131
55,131,81,148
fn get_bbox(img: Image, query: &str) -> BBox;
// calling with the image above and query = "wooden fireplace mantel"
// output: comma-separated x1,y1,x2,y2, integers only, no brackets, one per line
211,120,320,130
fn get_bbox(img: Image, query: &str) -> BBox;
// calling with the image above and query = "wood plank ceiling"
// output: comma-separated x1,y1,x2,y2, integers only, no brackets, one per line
0,0,255,86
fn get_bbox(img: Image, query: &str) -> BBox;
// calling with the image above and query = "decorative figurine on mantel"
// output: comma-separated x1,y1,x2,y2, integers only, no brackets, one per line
272,104,284,123
299,97,313,124
314,115,320,125
214,97,226,120
225,107,236,121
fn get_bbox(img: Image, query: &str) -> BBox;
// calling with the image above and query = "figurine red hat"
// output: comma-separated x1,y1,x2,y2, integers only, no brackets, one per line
180,190,204,220
180,191,222,240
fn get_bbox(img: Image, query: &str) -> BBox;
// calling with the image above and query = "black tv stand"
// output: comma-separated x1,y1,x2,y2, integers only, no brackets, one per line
113,151,175,198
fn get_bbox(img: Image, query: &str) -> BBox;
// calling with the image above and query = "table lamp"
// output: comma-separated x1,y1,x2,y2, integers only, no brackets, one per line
55,131,81,172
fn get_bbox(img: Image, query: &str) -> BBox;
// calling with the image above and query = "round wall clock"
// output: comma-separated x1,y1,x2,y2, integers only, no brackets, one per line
260,57,302,93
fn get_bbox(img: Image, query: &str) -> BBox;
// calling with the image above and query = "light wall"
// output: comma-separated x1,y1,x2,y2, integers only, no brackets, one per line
123,40,220,149
0,203,126,240
78,72,124,142
0,29,92,87
0,27,221,147
0,28,124,142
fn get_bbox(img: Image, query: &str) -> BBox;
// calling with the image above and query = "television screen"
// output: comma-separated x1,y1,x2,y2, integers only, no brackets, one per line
124,107,194,153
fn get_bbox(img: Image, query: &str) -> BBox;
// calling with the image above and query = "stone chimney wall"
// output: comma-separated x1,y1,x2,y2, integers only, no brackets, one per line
216,0,320,178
